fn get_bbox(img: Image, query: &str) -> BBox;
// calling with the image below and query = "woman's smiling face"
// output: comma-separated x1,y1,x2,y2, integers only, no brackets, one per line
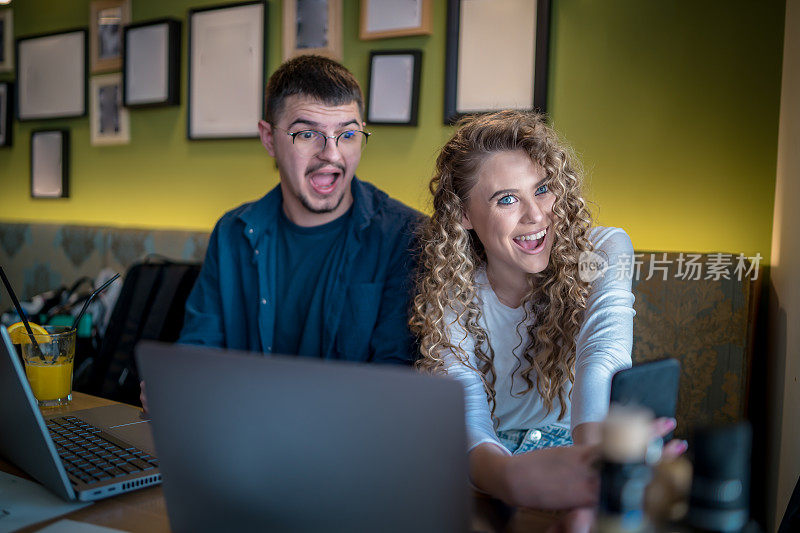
462,149,556,285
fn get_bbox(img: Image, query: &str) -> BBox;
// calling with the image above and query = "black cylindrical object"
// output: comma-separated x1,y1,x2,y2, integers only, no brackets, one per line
686,422,752,533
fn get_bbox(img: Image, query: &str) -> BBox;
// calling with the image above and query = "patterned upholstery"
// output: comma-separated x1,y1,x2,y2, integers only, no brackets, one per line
631,252,761,438
0,222,209,302
0,223,761,437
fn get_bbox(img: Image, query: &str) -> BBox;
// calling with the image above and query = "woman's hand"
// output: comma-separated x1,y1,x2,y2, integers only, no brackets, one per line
471,417,688,514
651,417,689,460
544,417,690,532
575,417,688,460
470,443,600,510
505,445,600,509
547,507,595,533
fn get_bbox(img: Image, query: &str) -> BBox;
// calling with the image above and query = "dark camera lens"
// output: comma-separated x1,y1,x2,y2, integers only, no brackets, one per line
687,422,752,532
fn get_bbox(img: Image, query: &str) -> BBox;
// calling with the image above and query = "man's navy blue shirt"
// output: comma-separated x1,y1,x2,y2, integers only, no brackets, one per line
178,178,422,365
272,206,351,357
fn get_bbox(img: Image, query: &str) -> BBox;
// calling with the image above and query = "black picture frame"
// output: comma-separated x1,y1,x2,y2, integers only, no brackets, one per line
30,129,70,199
444,0,551,125
187,1,267,140
122,18,181,108
366,50,422,127
0,82,12,148
0,9,13,73
16,29,88,121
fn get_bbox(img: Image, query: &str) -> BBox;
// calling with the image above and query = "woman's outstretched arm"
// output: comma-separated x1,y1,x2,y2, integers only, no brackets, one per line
470,442,600,509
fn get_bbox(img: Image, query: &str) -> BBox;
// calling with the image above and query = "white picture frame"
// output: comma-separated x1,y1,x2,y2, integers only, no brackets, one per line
0,9,13,72
188,1,266,140
17,29,87,121
91,73,130,146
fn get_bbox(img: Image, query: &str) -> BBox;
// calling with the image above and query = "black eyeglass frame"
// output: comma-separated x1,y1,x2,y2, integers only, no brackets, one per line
271,125,372,152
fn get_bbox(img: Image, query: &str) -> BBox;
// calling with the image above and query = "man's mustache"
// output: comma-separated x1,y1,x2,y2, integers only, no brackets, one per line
306,162,346,176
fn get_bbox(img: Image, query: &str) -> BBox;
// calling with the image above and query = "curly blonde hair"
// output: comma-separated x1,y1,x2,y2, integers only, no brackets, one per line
411,110,594,421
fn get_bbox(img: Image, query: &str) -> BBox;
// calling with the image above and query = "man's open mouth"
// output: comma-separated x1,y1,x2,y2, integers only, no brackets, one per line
308,170,342,195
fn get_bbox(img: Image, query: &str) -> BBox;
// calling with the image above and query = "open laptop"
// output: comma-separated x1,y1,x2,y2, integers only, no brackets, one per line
136,341,470,533
0,326,161,501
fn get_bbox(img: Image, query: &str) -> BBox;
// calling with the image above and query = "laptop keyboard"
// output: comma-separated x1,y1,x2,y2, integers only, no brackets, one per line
46,416,159,485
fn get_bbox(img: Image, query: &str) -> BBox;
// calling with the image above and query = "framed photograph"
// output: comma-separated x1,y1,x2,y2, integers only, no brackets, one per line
188,1,266,140
444,0,551,124
283,0,342,60
366,50,422,126
123,18,181,108
90,0,131,73
0,9,13,72
91,74,129,146
30,130,69,199
0,82,12,147
360,0,432,40
16,29,87,121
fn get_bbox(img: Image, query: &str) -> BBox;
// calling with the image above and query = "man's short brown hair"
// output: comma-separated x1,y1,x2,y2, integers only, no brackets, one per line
266,55,364,124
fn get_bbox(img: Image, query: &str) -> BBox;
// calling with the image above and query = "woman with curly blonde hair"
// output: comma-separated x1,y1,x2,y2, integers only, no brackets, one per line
411,110,657,511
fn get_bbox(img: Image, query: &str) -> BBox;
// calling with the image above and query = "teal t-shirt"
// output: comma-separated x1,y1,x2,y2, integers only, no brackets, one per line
272,206,352,357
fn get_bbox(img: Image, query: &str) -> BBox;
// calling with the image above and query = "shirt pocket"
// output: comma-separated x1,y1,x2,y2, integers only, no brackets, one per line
336,282,385,361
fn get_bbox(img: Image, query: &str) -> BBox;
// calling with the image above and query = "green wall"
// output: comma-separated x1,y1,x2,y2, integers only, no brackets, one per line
548,1,784,260
0,0,785,261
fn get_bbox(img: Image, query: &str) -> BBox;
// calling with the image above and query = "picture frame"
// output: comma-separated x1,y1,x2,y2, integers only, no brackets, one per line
123,18,181,108
90,0,131,73
0,82,12,147
91,73,129,146
16,29,87,121
188,1,267,140
444,0,551,124
0,9,13,72
360,0,432,40
30,130,69,199
282,0,342,60
366,50,422,126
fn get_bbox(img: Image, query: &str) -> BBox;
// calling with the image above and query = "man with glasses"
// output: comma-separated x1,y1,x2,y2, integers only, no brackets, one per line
174,55,422,365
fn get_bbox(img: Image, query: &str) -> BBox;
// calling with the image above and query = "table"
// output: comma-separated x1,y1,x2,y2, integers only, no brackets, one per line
0,392,561,532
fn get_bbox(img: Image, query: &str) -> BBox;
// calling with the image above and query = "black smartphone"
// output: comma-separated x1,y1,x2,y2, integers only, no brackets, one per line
610,358,681,440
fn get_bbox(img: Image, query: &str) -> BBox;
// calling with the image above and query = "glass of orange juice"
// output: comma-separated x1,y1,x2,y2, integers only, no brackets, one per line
19,326,76,408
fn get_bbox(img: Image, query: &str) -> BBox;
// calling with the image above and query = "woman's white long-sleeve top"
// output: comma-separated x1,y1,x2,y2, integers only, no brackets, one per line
441,226,636,453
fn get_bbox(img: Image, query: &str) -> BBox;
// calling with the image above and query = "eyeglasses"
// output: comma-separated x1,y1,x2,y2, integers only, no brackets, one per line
273,126,371,157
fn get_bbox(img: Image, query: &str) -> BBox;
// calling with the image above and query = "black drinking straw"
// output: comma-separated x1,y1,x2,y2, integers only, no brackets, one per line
0,266,44,359
70,273,120,331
